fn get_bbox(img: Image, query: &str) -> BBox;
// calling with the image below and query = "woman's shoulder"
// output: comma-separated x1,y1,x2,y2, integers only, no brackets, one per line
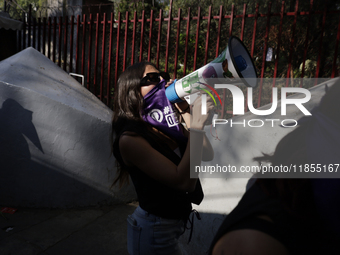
119,129,171,156
118,131,155,168
114,118,146,134
119,132,149,148
120,130,139,137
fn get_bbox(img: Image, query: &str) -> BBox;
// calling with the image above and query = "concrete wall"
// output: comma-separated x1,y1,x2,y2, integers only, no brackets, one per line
179,78,339,254
0,47,136,208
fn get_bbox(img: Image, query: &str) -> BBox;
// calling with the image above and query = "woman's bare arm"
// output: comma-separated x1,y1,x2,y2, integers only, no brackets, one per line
176,98,214,161
119,130,201,192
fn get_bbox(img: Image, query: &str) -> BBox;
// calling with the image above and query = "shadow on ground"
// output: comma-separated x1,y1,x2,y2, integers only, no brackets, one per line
0,205,227,255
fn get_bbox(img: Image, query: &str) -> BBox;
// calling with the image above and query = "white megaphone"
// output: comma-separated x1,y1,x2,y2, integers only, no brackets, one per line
165,36,258,103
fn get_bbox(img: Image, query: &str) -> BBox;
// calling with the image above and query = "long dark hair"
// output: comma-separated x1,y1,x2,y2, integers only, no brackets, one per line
111,62,168,187
113,62,154,121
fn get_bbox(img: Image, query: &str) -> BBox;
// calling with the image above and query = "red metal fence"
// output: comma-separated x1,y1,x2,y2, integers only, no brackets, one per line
12,1,340,113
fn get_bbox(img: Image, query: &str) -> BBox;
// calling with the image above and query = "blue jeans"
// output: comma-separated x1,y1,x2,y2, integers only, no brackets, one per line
127,206,186,255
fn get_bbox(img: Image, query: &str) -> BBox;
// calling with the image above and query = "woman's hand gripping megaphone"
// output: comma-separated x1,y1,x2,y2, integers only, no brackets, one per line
165,79,191,114
190,93,215,129
166,80,215,129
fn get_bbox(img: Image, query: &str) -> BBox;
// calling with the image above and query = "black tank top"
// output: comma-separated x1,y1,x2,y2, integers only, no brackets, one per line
209,182,340,255
123,125,204,220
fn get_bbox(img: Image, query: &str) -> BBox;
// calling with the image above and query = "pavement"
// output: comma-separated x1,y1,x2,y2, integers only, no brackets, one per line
0,178,250,255
0,202,138,255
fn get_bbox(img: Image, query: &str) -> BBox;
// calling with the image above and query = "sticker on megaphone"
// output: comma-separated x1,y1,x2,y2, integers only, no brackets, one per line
165,36,258,104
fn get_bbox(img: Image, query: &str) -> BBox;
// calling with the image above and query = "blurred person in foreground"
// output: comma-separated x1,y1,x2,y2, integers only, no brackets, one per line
210,79,340,255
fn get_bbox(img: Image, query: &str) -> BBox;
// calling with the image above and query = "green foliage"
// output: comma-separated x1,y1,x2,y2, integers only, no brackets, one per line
296,59,317,78
116,0,168,19
6,0,48,19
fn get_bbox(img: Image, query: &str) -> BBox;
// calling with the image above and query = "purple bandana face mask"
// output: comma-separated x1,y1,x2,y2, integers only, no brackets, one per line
142,79,187,144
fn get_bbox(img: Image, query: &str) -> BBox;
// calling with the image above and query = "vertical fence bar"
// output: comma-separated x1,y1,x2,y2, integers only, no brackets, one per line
93,13,100,94
183,7,191,76
107,13,114,105
81,14,86,76
204,6,212,65
285,1,299,86
22,13,26,49
53,17,56,63
229,4,234,37
165,0,172,72
240,4,247,41
16,21,19,51
174,8,181,78
251,3,259,57
123,11,129,71
58,16,62,67
42,17,46,55
215,6,223,58
87,14,93,90
243,3,249,112
193,7,201,71
48,17,51,59
131,11,137,66
115,12,121,88
258,3,272,108
37,18,41,52
139,10,145,62
224,4,235,117
273,1,285,85
315,5,327,80
100,13,106,101
18,19,22,51
63,16,68,71
300,0,314,82
226,5,235,117
76,15,80,73
32,17,36,49
148,10,154,62
331,16,340,78
28,5,31,47
69,15,74,73
225,5,233,125
156,10,162,69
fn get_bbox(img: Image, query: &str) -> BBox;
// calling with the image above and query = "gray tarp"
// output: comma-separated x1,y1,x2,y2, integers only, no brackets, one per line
0,47,135,207
0,11,23,30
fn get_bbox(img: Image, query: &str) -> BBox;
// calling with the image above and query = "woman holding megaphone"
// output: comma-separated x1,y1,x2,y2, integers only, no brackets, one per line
111,61,214,255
